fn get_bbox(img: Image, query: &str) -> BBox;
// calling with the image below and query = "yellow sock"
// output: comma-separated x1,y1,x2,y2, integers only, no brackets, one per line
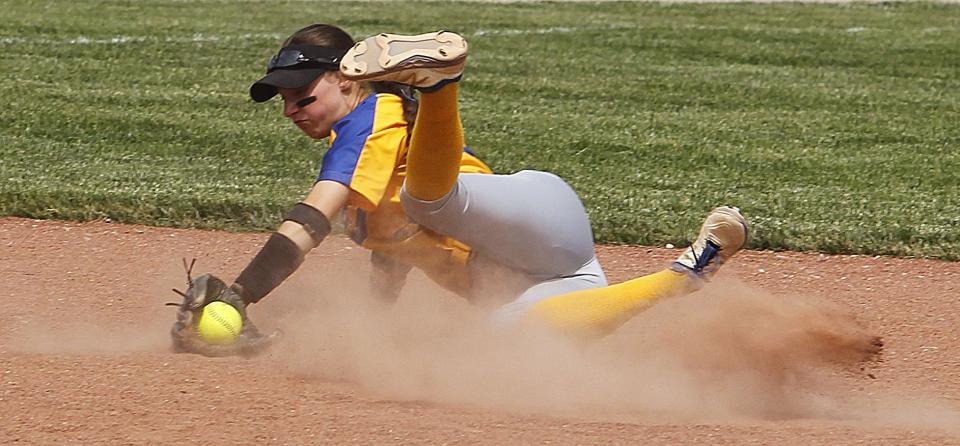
405,84,465,201
527,269,693,339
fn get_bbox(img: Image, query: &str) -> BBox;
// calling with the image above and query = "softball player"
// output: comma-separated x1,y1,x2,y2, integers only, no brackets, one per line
171,24,748,356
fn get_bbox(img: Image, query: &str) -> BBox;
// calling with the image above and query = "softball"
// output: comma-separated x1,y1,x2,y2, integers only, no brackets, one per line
195,301,243,345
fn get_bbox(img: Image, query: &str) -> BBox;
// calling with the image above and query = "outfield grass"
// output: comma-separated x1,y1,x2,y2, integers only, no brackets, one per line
2,1,959,258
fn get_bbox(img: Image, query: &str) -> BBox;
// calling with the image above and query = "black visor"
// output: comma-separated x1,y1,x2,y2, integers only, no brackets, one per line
249,45,348,102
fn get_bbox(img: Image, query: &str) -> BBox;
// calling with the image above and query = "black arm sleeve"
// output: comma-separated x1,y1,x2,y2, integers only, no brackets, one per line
285,203,331,248
232,203,333,304
232,233,304,305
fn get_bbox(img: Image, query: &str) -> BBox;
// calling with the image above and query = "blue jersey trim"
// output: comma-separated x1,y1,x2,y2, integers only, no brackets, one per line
317,95,379,185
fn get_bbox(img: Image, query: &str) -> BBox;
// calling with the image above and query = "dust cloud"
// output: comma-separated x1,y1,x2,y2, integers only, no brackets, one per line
8,261,187,355
15,321,171,354
265,269,957,429
10,255,957,432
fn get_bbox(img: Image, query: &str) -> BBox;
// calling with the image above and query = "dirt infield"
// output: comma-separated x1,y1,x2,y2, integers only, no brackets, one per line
2,216,959,444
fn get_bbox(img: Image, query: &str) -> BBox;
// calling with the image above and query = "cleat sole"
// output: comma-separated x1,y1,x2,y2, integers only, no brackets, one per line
341,31,467,81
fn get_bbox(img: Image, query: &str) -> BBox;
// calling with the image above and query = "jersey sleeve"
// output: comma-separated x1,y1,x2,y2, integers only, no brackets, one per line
318,95,408,211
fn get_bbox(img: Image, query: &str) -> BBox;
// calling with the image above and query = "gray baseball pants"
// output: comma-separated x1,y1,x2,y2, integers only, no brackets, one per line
400,170,607,323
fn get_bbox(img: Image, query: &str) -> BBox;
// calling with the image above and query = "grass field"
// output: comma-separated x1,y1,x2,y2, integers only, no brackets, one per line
2,0,958,258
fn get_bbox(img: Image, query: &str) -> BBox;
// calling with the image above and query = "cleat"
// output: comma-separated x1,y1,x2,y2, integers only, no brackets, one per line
671,206,748,279
340,31,467,90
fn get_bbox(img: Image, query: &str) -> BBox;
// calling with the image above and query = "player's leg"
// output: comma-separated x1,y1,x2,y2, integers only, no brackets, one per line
342,31,599,278
490,256,607,325
405,170,602,279
510,206,748,339
340,33,749,338
341,31,467,201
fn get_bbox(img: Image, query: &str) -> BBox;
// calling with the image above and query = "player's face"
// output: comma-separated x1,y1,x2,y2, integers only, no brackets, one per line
278,73,355,140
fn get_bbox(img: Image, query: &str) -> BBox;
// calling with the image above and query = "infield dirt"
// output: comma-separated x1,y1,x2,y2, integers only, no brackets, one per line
2,217,959,444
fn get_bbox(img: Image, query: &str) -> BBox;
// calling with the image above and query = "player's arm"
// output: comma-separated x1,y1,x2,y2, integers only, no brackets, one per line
230,180,349,304
276,180,349,251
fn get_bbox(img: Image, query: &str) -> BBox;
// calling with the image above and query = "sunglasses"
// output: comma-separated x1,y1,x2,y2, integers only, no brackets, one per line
266,48,342,73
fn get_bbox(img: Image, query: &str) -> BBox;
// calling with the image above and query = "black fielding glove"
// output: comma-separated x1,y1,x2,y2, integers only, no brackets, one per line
169,266,279,357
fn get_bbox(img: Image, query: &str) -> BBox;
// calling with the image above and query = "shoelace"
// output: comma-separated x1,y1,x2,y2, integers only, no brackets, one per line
692,240,721,273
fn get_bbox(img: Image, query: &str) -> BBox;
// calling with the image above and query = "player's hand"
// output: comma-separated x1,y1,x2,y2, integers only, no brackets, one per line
168,267,279,357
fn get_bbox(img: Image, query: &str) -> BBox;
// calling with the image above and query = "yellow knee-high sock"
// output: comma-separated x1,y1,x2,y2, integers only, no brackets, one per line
405,84,465,201
527,269,694,339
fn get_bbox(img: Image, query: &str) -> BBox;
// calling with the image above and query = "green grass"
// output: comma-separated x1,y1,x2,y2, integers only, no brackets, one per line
2,1,959,257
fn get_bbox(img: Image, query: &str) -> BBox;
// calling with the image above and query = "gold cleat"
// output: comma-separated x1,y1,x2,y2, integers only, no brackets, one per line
671,206,748,278
340,31,467,90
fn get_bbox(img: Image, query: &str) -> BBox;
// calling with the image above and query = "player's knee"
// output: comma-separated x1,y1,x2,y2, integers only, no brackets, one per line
399,183,458,229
